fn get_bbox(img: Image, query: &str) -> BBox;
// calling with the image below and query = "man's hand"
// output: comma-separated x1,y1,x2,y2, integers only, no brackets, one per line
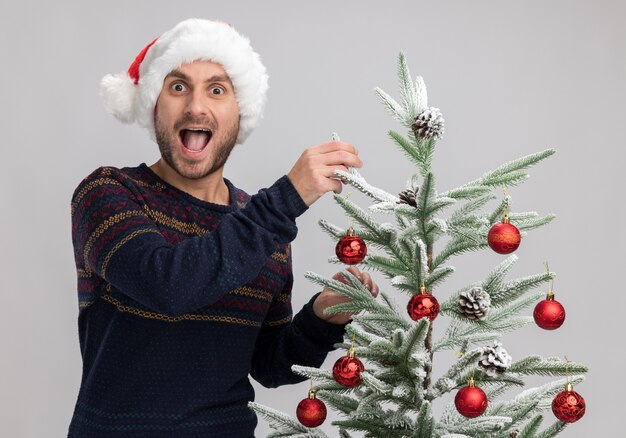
313,266,379,325
287,141,362,206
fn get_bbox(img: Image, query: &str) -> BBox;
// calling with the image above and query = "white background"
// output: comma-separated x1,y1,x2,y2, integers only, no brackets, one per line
1,1,624,436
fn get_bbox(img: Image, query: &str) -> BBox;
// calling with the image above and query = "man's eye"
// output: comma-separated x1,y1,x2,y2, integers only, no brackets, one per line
172,83,186,92
211,87,224,95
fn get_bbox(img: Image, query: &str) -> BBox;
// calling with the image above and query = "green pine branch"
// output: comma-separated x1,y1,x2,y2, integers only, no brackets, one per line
290,365,336,387
426,266,455,289
515,213,556,231
478,149,556,187
416,173,436,221
536,421,568,438
416,136,437,176
516,414,544,438
442,415,513,435
316,390,359,416
413,401,435,437
490,272,553,307
360,372,394,396
488,197,511,224
488,376,584,426
333,195,392,239
456,369,525,390
332,417,411,437
508,356,588,377
388,130,425,171
334,167,398,204
482,255,518,294
428,349,483,399
397,52,419,121
248,402,320,436
365,254,411,278
399,319,430,368
374,87,409,127
434,326,502,352
449,194,496,224
432,238,483,271
440,185,493,201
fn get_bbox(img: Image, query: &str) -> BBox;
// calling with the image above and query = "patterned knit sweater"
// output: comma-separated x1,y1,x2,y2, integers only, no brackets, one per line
68,164,345,437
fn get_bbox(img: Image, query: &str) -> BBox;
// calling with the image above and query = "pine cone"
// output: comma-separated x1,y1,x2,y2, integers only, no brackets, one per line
458,287,491,320
412,107,445,140
397,187,418,207
479,341,512,377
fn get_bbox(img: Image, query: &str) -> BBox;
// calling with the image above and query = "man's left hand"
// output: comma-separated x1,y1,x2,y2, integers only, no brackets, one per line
313,266,379,325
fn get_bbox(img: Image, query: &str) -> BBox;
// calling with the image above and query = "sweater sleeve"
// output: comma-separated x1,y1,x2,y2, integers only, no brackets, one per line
71,167,308,316
250,256,347,388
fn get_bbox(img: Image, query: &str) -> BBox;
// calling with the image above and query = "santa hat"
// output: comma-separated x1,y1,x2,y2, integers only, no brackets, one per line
100,18,268,144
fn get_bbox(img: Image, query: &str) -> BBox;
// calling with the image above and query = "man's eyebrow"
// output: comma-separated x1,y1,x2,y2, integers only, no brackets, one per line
204,74,231,84
165,70,231,84
165,70,190,81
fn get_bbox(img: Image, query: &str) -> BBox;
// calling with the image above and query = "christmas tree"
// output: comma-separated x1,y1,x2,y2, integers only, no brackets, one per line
250,54,588,437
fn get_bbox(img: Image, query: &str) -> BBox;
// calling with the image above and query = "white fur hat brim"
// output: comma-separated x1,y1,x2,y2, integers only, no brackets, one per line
100,19,268,144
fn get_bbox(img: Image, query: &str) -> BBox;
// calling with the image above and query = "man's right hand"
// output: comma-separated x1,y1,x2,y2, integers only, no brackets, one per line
287,141,362,206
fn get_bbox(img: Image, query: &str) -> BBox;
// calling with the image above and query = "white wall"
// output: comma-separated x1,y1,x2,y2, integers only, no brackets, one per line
1,1,624,436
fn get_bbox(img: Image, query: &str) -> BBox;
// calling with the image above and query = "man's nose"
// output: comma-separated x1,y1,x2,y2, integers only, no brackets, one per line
184,90,210,116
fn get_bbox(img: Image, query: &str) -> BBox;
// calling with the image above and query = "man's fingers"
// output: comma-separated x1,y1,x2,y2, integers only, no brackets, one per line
331,267,359,285
331,271,345,281
330,179,343,194
316,150,362,168
345,266,361,279
310,141,358,156
332,267,378,295
360,273,375,293
368,279,380,297
346,268,379,297
288,140,361,206
305,145,362,168
324,165,349,178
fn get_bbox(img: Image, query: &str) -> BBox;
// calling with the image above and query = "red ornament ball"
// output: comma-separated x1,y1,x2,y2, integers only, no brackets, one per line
552,387,586,423
332,354,365,387
407,293,440,321
488,220,521,254
296,393,327,427
534,296,566,330
455,382,488,418
335,229,367,264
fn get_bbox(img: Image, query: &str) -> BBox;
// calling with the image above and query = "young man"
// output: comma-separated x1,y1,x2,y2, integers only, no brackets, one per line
69,18,378,437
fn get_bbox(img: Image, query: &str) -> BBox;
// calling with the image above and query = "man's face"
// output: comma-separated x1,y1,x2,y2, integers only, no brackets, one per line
154,60,240,180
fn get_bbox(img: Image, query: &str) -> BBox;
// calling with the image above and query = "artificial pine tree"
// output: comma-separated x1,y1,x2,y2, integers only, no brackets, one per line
250,53,587,437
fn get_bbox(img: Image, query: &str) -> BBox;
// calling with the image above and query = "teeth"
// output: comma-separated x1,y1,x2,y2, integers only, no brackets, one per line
187,128,210,132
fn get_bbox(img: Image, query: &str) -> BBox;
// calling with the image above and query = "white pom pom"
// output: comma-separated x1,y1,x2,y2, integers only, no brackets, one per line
99,72,137,123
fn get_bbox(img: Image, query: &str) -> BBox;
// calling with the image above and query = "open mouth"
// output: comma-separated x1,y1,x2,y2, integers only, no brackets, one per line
179,128,212,153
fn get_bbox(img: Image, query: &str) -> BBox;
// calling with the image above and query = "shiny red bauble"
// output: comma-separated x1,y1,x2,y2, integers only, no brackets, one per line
296,391,327,427
534,294,566,330
335,227,367,264
455,381,488,418
332,353,365,387
552,385,586,423
407,292,440,321
487,216,521,254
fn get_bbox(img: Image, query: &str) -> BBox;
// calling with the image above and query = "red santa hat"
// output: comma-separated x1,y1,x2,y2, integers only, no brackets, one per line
100,18,268,144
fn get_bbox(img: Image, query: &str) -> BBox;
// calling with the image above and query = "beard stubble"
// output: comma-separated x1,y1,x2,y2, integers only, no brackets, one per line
154,112,239,180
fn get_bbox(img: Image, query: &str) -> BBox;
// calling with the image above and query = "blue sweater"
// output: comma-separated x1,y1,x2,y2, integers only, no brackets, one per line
69,164,345,437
